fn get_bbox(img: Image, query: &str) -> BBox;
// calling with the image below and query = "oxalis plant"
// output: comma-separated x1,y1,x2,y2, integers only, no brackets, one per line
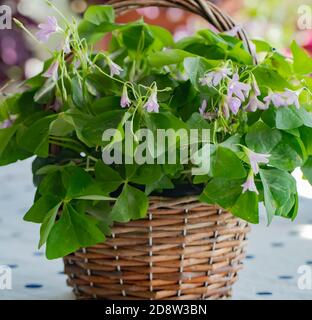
1,3,312,259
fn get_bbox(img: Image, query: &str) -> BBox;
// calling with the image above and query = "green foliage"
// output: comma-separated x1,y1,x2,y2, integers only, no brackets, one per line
3,5,312,259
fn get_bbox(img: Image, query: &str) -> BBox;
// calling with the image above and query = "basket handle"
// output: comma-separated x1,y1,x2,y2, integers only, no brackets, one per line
106,0,257,64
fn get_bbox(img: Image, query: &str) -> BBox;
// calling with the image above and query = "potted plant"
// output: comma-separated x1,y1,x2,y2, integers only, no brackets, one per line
1,0,312,300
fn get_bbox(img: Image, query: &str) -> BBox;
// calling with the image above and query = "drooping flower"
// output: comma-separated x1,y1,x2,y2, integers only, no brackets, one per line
284,89,300,109
36,16,61,42
244,148,270,174
199,99,207,115
63,36,71,54
199,67,232,87
242,171,259,194
107,57,123,77
228,73,251,101
120,85,131,108
0,119,13,129
221,99,230,119
144,85,159,113
43,61,59,81
246,95,268,112
227,95,242,115
264,89,300,109
251,75,261,96
198,100,216,120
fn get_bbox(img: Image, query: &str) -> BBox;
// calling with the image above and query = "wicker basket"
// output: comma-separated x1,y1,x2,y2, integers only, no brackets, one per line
63,0,255,300
64,196,250,300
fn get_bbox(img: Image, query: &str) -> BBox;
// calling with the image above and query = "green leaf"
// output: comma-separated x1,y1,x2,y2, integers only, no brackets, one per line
0,126,18,156
246,121,282,153
84,5,115,25
122,24,154,53
300,127,312,155
231,191,259,224
78,20,119,44
148,49,195,68
38,171,66,198
269,133,304,171
253,66,290,90
302,156,312,185
62,166,108,200
20,114,57,157
80,110,124,146
187,113,211,130
46,204,105,259
211,146,246,179
291,41,312,75
275,193,298,220
199,178,243,209
23,195,62,223
197,29,228,46
276,106,303,130
95,161,123,193
33,78,56,104
75,195,115,201
148,25,174,47
253,39,272,52
184,57,216,91
145,175,174,195
260,168,297,224
110,185,148,222
126,164,163,185
297,107,312,127
39,201,62,248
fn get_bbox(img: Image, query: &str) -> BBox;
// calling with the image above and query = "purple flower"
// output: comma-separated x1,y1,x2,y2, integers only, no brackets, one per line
264,89,300,109
245,148,270,174
242,172,259,195
227,96,242,115
43,61,59,81
107,58,123,77
228,73,251,101
251,75,261,96
284,89,300,109
199,100,217,120
0,119,13,129
199,100,207,115
144,86,159,113
222,100,230,119
63,36,71,54
120,85,131,108
36,16,61,42
246,95,268,112
199,67,231,87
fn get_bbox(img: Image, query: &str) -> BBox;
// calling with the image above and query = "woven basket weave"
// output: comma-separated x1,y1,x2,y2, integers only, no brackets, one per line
63,0,255,300
64,196,250,300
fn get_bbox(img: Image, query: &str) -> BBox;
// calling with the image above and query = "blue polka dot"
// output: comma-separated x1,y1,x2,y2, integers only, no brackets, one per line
25,284,43,289
33,251,44,257
271,242,284,248
278,275,293,280
8,264,18,269
0,194,13,200
256,292,272,296
58,271,64,275
288,231,299,236
11,232,21,238
246,255,255,260
306,261,312,265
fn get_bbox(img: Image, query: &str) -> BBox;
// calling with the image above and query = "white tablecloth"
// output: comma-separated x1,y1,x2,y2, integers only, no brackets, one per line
1,159,312,300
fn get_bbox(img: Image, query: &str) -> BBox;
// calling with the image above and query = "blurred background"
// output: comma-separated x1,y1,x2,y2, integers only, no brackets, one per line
1,0,312,300
1,0,312,87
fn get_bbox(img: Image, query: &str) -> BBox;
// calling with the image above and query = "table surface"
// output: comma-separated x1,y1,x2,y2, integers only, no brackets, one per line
1,159,312,300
